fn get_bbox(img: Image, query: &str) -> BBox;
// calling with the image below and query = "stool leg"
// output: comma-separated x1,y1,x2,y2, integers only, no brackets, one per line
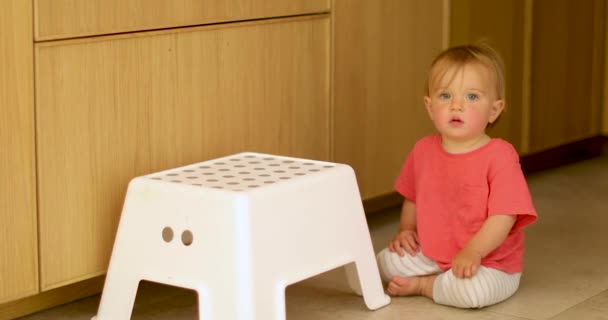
196,289,211,320
252,283,287,320
195,284,250,320
94,272,140,319
345,253,391,310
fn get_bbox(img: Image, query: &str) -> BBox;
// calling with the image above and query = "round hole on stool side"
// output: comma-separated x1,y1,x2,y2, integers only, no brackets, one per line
162,227,174,242
182,230,194,246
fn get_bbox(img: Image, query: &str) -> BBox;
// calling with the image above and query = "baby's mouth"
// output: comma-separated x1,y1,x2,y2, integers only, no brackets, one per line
450,117,464,125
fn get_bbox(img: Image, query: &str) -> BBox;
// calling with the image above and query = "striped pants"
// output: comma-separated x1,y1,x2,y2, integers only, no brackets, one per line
376,248,521,308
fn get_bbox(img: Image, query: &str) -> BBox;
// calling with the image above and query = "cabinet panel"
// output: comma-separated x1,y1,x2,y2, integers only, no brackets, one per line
35,0,330,41
36,16,330,289
530,0,604,152
0,0,38,303
333,0,445,198
450,0,527,152
605,0,608,136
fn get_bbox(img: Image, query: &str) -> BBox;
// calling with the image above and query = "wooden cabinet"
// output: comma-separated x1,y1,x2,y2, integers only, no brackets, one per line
605,0,608,136
529,0,604,153
0,0,39,304
35,16,330,290
450,0,528,152
332,0,446,199
450,0,605,155
34,0,330,41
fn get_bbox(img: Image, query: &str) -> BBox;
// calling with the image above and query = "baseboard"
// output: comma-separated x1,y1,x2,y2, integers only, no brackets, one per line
0,276,104,320
520,135,607,174
362,192,403,214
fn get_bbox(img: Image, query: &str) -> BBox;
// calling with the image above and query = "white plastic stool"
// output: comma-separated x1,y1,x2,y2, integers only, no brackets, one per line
92,152,390,319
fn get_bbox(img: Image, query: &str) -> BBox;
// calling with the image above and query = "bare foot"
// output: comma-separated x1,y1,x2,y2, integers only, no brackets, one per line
386,275,437,298
386,276,422,296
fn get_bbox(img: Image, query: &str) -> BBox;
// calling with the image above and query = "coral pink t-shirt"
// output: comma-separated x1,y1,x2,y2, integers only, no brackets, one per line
395,135,537,273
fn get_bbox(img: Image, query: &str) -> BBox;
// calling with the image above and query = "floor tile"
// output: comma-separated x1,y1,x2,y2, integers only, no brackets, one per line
549,289,608,320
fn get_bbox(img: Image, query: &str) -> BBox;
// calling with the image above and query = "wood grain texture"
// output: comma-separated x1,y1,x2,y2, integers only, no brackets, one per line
0,0,39,304
0,277,103,320
36,16,330,289
529,0,604,152
34,0,330,41
332,0,445,198
602,0,608,136
521,0,534,154
450,0,527,152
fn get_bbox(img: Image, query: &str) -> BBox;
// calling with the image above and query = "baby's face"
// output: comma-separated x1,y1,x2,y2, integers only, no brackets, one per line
424,62,504,145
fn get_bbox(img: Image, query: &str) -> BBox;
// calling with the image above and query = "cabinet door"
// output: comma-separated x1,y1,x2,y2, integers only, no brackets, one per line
450,0,527,152
35,0,330,41
0,0,38,303
333,0,445,199
36,16,330,290
529,0,604,152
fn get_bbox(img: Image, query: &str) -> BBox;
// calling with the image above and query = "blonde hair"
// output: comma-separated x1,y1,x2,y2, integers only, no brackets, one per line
425,43,505,103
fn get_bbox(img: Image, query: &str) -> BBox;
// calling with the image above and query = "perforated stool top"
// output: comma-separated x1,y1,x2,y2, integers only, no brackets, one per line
146,152,337,192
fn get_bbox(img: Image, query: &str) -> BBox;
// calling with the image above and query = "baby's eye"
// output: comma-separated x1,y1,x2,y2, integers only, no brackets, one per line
466,93,479,101
438,92,451,100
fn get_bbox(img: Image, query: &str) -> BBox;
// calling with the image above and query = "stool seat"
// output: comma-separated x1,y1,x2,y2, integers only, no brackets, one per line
93,152,390,319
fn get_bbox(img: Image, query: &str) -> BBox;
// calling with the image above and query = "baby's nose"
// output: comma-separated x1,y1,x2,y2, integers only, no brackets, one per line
450,99,464,111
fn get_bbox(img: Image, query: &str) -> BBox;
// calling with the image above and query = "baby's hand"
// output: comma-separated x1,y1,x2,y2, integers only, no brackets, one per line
388,229,419,257
451,247,482,278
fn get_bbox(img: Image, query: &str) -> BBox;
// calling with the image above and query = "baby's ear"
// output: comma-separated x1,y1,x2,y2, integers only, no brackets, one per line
489,99,505,123
424,96,433,120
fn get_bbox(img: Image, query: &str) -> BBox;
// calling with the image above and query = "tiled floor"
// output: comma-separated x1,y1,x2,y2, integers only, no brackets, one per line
19,151,608,319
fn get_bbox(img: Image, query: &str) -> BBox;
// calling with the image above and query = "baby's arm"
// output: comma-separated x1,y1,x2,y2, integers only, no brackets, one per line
452,214,516,278
388,200,419,257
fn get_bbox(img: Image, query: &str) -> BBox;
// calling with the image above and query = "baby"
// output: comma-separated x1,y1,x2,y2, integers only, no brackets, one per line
376,43,537,308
